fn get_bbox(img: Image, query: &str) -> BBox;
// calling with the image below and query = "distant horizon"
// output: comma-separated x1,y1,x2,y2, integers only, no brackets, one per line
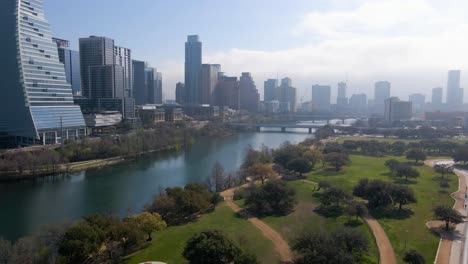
44,0,468,102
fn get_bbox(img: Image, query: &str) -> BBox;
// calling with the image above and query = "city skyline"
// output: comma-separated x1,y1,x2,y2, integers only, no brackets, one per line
44,0,468,101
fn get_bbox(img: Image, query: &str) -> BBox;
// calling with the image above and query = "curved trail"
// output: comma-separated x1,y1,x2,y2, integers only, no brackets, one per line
300,179,397,264
220,186,293,263
425,160,467,264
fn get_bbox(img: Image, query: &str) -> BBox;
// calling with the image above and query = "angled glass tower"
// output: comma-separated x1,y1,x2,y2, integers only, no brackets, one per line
0,0,86,144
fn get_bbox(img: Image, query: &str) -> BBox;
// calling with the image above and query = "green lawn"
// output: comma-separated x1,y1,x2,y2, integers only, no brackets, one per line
308,155,456,264
336,135,468,144
124,204,279,264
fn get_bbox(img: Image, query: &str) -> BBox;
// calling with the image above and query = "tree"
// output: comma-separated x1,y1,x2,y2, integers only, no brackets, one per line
324,152,350,171
433,205,465,231
58,221,104,263
318,180,331,191
385,159,400,175
347,201,368,220
245,180,297,215
434,164,454,179
314,125,336,140
292,228,369,264
320,187,350,208
211,161,225,192
0,238,12,264
403,249,425,264
391,185,417,210
354,180,393,209
183,230,256,264
302,149,322,170
396,165,420,181
241,145,272,170
405,149,427,164
287,158,312,177
127,212,166,241
452,147,468,165
248,163,276,184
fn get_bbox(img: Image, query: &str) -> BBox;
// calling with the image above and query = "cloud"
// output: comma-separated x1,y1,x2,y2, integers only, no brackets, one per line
162,0,468,102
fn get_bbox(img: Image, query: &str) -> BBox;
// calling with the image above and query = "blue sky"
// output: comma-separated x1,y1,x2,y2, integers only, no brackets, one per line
44,0,468,101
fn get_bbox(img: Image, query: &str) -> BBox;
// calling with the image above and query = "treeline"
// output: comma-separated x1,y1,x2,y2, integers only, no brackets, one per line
0,181,224,264
0,122,237,179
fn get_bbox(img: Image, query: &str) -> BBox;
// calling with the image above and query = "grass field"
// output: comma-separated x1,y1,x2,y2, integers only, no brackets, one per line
308,155,457,263
124,204,279,264
336,135,468,144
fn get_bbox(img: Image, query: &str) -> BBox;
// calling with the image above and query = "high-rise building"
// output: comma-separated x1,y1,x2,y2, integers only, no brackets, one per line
0,0,86,144
132,60,146,105
53,38,81,94
277,78,296,112
89,65,125,99
176,82,185,105
145,68,163,104
432,87,443,107
200,64,221,104
312,85,331,112
408,93,426,112
447,70,463,107
374,81,391,114
214,76,240,110
337,82,348,106
79,36,115,98
114,46,133,98
349,93,367,114
384,97,412,125
264,79,278,102
239,72,260,112
185,35,202,105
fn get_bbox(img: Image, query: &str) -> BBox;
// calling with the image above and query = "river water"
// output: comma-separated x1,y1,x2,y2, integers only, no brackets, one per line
0,131,312,240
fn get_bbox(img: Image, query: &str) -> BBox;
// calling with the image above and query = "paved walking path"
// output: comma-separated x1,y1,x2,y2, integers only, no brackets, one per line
425,160,468,264
220,186,293,263
299,179,397,264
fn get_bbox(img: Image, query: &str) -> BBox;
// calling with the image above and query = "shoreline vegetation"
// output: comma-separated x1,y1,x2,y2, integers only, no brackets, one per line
0,122,241,182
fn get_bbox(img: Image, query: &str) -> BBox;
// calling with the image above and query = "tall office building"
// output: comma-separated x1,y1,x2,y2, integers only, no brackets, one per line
145,68,163,104
79,36,115,98
337,82,348,106
349,93,367,114
114,46,133,98
264,79,278,102
176,82,185,105
200,64,221,104
185,35,202,105
432,87,443,107
89,65,125,98
278,78,296,112
239,72,260,112
53,38,81,94
374,81,391,114
408,93,426,112
214,76,240,110
447,70,463,107
312,85,332,112
384,97,412,125
0,0,86,144
132,60,146,105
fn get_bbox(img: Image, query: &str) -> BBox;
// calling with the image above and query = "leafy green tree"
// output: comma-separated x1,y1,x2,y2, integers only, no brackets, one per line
314,125,336,140
391,185,417,210
302,149,322,170
391,141,407,155
58,221,104,263
433,205,465,231
396,165,420,181
384,159,400,175
183,230,256,264
324,152,350,171
453,147,468,164
127,212,166,241
405,149,427,164
287,158,312,177
320,187,350,208
248,163,277,184
434,164,454,179
211,192,224,206
347,201,368,220
318,180,331,191
403,249,425,264
245,180,297,215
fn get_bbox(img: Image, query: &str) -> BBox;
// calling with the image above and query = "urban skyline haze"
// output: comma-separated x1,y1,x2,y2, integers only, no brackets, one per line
44,0,468,101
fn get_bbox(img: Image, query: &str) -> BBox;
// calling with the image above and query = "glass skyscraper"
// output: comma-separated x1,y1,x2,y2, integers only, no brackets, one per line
0,0,86,144
185,35,202,105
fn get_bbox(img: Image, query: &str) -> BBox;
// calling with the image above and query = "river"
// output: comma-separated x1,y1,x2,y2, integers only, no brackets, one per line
0,131,312,240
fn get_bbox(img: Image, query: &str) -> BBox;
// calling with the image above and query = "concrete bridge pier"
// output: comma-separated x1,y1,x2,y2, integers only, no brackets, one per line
308,128,312,134
326,119,330,124
256,126,261,132
281,127,286,132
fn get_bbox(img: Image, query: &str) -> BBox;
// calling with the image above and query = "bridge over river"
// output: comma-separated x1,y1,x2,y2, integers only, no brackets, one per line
228,122,351,133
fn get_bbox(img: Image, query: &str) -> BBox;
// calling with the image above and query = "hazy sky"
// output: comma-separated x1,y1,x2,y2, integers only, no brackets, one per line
44,0,468,103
